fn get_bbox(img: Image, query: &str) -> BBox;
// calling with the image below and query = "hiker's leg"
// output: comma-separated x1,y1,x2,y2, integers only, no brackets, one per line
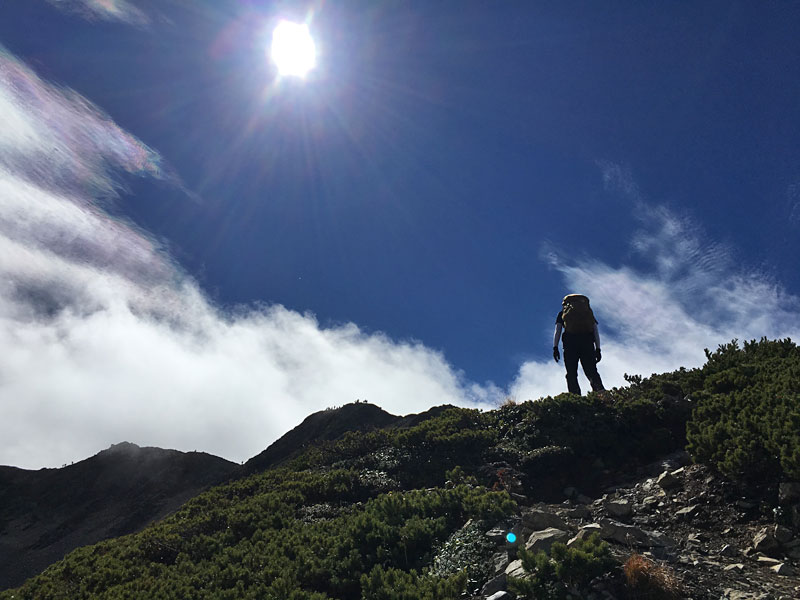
563,345,581,395
579,341,605,391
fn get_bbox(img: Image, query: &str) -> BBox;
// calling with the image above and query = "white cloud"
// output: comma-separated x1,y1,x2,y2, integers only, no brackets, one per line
45,0,148,25
511,170,800,402
0,48,497,470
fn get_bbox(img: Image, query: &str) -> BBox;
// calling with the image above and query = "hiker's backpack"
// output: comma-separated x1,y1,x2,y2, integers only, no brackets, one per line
561,294,596,334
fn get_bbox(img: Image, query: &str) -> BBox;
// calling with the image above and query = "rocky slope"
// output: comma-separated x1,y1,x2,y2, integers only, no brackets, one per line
0,442,237,589
463,453,800,600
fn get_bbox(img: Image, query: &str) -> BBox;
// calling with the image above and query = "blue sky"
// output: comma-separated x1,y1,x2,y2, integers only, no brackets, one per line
2,1,800,469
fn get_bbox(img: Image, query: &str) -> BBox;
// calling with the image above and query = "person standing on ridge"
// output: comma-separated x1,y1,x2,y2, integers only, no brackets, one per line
552,294,605,395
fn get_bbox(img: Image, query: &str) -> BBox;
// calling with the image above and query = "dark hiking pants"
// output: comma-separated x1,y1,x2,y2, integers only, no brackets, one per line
563,334,604,395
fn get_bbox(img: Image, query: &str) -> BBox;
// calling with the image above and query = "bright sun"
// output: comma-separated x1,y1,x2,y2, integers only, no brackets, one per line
270,20,316,78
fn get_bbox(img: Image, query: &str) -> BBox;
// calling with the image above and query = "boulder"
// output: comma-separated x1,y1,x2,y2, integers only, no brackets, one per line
596,519,674,548
604,498,632,518
568,524,602,546
505,559,526,578
480,573,507,596
525,528,570,554
521,508,568,532
491,552,511,575
564,505,592,520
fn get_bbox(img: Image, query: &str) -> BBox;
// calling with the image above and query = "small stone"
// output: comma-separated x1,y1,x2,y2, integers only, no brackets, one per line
756,555,782,566
605,499,633,518
657,470,680,490
670,466,686,477
724,563,745,571
676,505,699,519
486,528,507,544
771,562,794,576
487,592,514,600
720,544,739,557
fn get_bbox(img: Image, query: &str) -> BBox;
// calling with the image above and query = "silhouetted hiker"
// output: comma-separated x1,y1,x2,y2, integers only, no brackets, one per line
553,294,605,395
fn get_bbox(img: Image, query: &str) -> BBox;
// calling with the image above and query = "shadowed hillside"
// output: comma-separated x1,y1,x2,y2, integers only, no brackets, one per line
0,443,238,589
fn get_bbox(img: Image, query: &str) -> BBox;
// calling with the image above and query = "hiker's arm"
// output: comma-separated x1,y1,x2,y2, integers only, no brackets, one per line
593,323,601,349
553,323,562,348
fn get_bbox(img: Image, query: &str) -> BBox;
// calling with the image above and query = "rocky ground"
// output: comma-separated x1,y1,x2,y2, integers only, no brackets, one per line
469,452,800,600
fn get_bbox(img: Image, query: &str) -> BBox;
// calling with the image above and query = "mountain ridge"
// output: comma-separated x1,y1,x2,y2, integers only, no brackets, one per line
0,402,452,590
2,338,800,598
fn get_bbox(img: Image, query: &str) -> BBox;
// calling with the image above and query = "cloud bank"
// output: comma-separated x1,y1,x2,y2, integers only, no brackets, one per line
0,48,498,470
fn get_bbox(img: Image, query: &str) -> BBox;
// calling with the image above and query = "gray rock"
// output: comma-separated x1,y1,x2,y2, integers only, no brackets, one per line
522,508,568,532
505,559,526,578
596,518,674,548
720,544,739,557
753,528,779,554
778,482,800,504
723,563,745,571
604,499,632,518
564,505,592,520
568,524,603,546
487,592,515,600
756,555,782,566
675,504,699,519
656,470,680,490
771,562,794,576
485,528,508,544
481,573,507,596
525,528,570,554
491,551,510,575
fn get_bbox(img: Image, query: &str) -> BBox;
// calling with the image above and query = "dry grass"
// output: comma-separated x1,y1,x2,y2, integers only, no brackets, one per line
623,553,682,600
500,396,518,408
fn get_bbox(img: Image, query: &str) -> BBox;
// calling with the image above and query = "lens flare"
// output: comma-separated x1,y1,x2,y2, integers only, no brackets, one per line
506,532,517,544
